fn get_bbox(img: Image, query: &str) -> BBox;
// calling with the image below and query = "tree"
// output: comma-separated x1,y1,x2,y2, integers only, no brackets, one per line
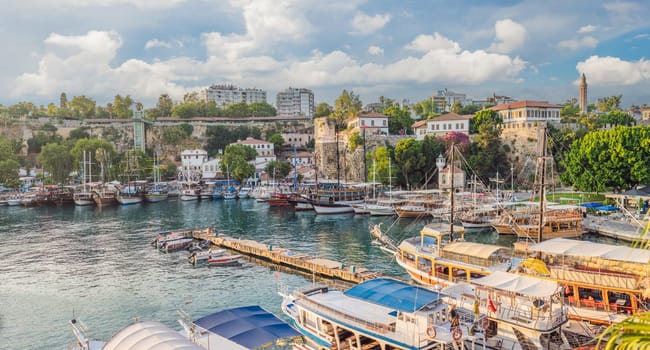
38,143,73,184
470,109,502,134
156,94,174,118
265,160,291,179
596,95,622,112
0,136,17,162
412,99,438,119
451,101,463,114
70,138,117,180
27,131,63,154
112,94,134,119
384,105,413,135
172,102,200,119
597,110,636,127
560,126,650,192
332,90,362,129
267,133,285,153
348,132,363,152
369,146,393,185
205,125,261,156
0,159,20,188
162,161,177,180
60,92,68,109
458,104,481,115
68,127,91,141
249,102,276,117
394,138,425,188
69,95,96,119
314,102,333,118
221,144,257,183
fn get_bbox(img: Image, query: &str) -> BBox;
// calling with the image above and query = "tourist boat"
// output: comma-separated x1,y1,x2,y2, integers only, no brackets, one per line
178,305,305,350
280,278,480,350
145,155,168,203
514,237,650,325
115,182,145,205
92,184,117,206
366,200,398,216
69,318,203,350
268,192,292,207
441,272,575,349
222,189,237,200
7,194,22,206
180,186,200,201
393,222,513,289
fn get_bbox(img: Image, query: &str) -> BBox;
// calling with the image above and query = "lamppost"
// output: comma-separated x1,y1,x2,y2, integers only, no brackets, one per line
436,153,446,189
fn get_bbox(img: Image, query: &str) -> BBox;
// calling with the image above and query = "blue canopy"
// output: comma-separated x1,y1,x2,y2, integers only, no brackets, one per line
595,205,619,211
344,278,442,312
193,305,300,349
581,202,602,208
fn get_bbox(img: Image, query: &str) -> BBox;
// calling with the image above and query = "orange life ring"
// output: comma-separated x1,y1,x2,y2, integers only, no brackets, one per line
480,317,489,330
426,326,436,339
452,327,462,340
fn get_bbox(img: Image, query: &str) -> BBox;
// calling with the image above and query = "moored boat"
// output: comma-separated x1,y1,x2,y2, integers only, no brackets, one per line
281,278,480,349
188,248,227,265
395,204,431,218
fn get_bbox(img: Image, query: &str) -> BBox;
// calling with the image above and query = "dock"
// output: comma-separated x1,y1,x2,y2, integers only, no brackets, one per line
192,231,383,284
583,216,649,243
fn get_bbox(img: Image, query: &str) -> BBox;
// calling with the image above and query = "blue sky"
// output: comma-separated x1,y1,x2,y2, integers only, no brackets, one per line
2,0,649,109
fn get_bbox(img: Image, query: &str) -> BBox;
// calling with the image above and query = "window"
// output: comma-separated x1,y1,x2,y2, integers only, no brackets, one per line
383,120,387,126
371,120,375,126
361,120,365,126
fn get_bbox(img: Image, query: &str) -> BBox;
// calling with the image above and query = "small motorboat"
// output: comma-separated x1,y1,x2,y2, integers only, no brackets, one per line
188,249,227,265
207,254,242,266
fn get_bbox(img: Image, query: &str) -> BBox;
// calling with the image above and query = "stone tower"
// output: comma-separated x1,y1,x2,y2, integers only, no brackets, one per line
579,73,587,115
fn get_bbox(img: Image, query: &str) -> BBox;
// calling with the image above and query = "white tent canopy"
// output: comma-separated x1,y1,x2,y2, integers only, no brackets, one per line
443,242,510,259
472,271,560,298
528,238,650,264
103,321,204,350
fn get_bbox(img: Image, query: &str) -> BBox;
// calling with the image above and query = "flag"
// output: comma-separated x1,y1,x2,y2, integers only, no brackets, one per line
488,296,497,313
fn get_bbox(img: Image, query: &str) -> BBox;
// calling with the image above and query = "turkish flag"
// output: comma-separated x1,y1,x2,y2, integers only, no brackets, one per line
488,296,497,313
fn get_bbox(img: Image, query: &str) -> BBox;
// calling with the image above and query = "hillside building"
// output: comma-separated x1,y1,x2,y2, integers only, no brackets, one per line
276,88,314,118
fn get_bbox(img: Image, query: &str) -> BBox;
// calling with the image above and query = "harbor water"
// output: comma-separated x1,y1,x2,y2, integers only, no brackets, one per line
0,198,601,349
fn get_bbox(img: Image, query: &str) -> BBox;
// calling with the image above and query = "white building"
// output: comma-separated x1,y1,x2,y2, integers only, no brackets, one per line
232,137,277,180
347,112,389,135
201,158,221,180
490,100,561,128
201,84,267,107
276,88,314,118
412,113,471,140
179,149,208,181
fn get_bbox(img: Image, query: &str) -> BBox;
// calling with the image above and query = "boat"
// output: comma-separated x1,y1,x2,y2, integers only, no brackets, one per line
188,248,227,265
351,203,370,214
288,194,314,211
280,278,480,350
395,204,431,218
310,199,357,215
238,186,251,199
92,184,117,206
144,153,168,203
7,194,22,206
115,181,145,205
393,222,513,289
223,189,237,200
20,192,37,207
207,253,242,266
180,187,200,201
441,271,576,349
178,305,305,350
74,151,95,206
366,200,398,216
514,237,650,325
159,237,194,252
69,318,203,350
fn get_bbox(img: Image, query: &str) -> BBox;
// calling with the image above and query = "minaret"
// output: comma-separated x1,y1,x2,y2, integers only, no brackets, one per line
579,73,587,114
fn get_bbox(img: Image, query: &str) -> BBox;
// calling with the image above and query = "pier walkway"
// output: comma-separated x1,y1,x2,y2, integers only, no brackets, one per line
192,231,383,284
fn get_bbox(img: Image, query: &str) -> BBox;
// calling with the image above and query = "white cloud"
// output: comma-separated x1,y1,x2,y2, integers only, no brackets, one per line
350,12,391,35
233,0,312,43
404,33,460,53
367,45,383,56
144,39,173,49
603,1,640,15
37,0,187,9
578,24,597,33
558,36,598,50
488,19,527,54
577,55,650,85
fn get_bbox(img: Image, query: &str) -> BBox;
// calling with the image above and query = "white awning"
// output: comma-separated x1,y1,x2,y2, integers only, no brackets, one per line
443,242,509,259
472,271,560,297
103,321,204,350
528,238,650,264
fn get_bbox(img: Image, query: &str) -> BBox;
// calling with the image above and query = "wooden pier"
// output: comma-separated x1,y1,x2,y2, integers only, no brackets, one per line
192,231,383,284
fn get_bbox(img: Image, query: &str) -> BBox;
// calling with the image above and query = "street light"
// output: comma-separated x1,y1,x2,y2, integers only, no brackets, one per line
436,153,446,189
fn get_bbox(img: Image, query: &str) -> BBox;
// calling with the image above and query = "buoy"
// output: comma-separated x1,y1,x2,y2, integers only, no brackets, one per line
426,326,436,339
452,327,462,340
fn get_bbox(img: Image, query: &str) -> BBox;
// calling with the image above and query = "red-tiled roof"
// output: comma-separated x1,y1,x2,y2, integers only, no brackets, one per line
234,137,272,145
412,120,427,128
430,112,471,121
359,112,388,118
490,100,561,111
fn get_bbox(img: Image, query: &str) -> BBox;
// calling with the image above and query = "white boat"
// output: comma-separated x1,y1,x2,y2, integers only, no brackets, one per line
281,278,479,350
180,188,199,201
115,181,145,205
310,200,358,214
188,248,227,265
7,194,22,206
351,203,370,214
366,203,396,216
238,187,251,199
145,154,168,203
207,254,242,266
223,190,237,200
441,272,575,349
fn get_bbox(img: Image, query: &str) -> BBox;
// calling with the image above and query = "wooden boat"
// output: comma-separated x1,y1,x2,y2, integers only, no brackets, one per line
145,186,168,203
514,237,650,325
394,204,431,218
268,193,292,207
93,184,118,206
115,183,145,205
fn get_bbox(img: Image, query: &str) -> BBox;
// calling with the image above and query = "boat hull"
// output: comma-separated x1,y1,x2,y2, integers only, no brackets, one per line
311,202,354,215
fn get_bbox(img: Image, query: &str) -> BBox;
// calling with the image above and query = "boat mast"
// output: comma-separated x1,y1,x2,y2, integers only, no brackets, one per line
449,143,455,241
336,132,340,201
537,124,547,243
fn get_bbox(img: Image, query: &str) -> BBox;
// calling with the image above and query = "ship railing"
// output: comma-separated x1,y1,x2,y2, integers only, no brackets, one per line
492,302,566,331
295,292,395,334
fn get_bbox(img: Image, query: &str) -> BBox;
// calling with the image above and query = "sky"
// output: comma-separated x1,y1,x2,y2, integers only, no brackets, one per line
1,0,649,109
